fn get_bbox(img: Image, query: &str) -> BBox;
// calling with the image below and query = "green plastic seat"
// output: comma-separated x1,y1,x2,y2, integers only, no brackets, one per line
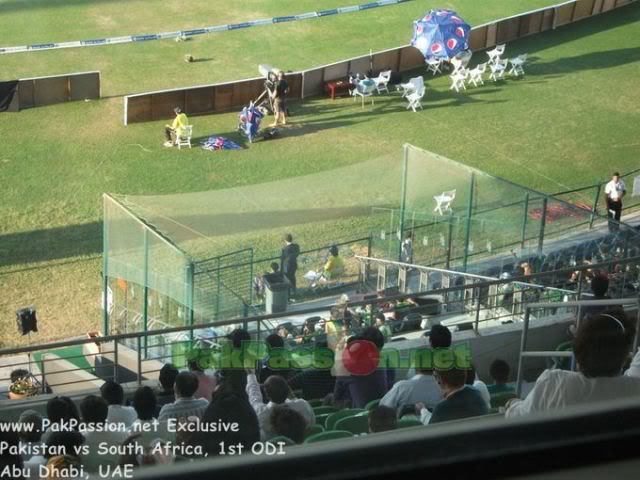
365,398,381,411
315,413,332,427
269,435,296,446
397,418,423,429
326,409,366,430
304,430,353,444
304,423,325,439
490,391,517,409
308,399,324,408
313,406,339,416
334,414,369,435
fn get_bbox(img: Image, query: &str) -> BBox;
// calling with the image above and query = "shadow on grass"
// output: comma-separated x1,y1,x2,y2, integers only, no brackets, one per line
0,0,127,14
529,47,640,75
0,222,102,268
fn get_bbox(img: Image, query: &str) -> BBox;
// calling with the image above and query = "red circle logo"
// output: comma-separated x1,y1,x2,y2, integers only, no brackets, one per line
342,339,380,376
431,43,442,54
447,38,458,50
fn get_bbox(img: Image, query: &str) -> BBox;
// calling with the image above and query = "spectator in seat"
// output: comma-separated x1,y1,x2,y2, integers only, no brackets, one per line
506,312,640,417
465,365,491,409
257,333,293,383
42,396,80,443
158,372,208,423
247,371,315,440
580,274,611,320
270,406,307,444
101,380,137,427
0,422,23,477
129,386,171,444
288,341,336,401
321,245,345,282
164,107,188,147
214,369,249,401
487,359,515,395
45,455,82,480
193,390,260,457
333,327,388,409
369,406,398,433
417,367,488,424
17,410,43,461
379,346,442,412
188,359,217,402
376,313,393,344
156,364,179,411
80,395,128,473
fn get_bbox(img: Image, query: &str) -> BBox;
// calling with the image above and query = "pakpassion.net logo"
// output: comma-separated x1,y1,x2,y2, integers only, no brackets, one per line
187,341,472,376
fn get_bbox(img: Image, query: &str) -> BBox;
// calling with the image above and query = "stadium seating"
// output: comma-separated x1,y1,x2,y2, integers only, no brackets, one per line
304,430,353,443
326,409,366,430
334,413,369,435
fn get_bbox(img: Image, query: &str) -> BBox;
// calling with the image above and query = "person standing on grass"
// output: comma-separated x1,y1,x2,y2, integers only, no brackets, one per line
269,70,289,127
604,172,626,232
280,234,300,298
164,107,188,147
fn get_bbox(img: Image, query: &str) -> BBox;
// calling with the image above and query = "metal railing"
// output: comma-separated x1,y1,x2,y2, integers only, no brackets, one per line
3,255,640,398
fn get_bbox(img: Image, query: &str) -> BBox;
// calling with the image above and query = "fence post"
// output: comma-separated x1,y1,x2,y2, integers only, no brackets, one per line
589,184,602,229
186,262,195,347
462,173,475,272
136,336,142,385
216,258,222,320
521,193,530,248
537,197,548,254
102,198,109,336
113,340,119,383
398,144,409,261
446,219,454,269
142,228,149,359
516,306,532,398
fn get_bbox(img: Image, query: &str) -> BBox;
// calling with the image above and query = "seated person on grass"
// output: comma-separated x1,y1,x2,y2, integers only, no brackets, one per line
164,107,188,147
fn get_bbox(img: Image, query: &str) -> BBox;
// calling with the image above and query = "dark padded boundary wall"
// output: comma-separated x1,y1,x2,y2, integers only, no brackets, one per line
124,74,303,125
123,0,637,124
6,71,100,112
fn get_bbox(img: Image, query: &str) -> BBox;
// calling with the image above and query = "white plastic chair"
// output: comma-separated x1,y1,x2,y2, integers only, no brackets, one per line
176,125,193,149
352,79,376,107
508,54,528,76
450,57,463,74
487,44,506,64
398,76,424,98
468,63,487,87
373,70,392,94
489,59,508,81
434,189,456,215
425,57,443,76
449,69,468,92
406,87,425,112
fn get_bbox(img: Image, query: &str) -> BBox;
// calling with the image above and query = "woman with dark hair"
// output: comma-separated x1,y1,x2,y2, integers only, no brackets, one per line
506,311,640,417
191,391,260,456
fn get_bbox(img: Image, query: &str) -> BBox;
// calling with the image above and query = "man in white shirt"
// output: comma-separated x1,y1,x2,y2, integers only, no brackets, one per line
604,172,626,232
80,395,129,473
246,371,315,440
380,361,442,413
506,312,640,417
101,380,138,428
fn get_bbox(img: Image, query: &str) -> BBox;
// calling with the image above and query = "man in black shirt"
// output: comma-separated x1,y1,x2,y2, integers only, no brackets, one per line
270,70,289,127
280,233,300,297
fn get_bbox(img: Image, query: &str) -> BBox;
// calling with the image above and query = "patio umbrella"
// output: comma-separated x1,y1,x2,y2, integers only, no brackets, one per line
411,9,471,61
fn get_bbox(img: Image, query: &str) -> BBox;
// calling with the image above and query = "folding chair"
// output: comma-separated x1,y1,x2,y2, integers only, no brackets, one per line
176,125,193,149
508,54,528,76
449,69,467,92
372,70,392,94
352,79,376,107
468,62,487,87
406,87,425,112
489,59,508,82
487,44,506,65
397,76,424,98
425,57,443,76
434,189,456,215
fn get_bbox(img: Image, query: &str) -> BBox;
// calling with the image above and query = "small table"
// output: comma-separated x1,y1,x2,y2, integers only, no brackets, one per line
324,79,354,99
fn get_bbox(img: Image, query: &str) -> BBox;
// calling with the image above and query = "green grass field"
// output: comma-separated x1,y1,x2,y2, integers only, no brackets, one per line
0,1,639,348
